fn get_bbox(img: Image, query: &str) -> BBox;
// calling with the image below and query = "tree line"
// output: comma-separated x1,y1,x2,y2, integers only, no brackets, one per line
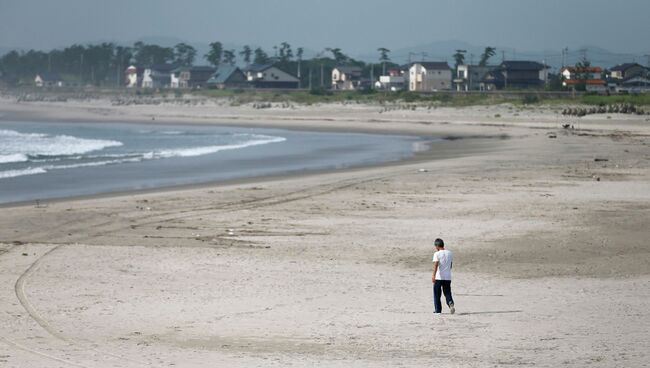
0,41,499,88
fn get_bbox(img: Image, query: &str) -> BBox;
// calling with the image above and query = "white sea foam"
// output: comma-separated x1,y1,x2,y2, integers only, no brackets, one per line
0,129,123,159
0,131,286,180
157,135,286,158
0,153,29,164
0,167,47,179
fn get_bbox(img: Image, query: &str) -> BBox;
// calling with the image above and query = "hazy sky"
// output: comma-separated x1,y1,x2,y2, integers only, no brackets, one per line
1,0,649,55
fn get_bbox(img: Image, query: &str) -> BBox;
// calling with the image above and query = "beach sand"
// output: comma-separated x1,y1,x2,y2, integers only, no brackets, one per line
0,96,649,367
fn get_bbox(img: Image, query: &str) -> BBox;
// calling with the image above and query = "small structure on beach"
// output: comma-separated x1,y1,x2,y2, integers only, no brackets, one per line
408,62,452,92
243,63,300,89
206,65,247,89
34,72,64,88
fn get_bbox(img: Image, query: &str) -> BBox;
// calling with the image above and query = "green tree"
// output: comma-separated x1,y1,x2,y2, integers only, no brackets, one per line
572,59,592,91
239,45,252,65
279,42,293,62
206,42,223,67
223,50,236,65
133,42,174,65
453,49,467,70
479,47,496,66
174,43,196,66
377,47,390,75
326,48,348,64
253,47,270,64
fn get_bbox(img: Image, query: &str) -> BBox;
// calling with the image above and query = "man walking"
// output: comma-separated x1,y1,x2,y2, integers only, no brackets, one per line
432,238,455,314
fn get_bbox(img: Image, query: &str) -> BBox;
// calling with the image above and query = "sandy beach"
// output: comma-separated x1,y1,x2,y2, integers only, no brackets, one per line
0,95,649,367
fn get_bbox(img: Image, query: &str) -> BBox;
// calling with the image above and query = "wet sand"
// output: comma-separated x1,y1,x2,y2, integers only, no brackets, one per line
0,96,649,367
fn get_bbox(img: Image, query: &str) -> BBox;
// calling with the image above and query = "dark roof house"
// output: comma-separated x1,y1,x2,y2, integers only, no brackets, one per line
173,66,217,88
413,62,451,70
35,72,64,87
332,66,363,90
206,65,247,89
243,64,299,89
481,61,548,89
609,63,647,80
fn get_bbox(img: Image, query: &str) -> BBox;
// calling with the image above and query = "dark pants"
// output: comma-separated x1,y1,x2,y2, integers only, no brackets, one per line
433,280,454,313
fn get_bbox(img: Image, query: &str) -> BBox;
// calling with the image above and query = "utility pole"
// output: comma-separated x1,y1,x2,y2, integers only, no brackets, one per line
501,50,506,62
320,63,324,88
370,63,374,90
408,52,416,64
297,58,302,89
80,52,84,83
117,54,123,88
308,67,312,90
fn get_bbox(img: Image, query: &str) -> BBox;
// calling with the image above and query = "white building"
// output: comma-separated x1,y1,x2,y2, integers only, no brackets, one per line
409,62,452,92
332,66,363,90
125,66,139,88
34,72,64,87
142,64,176,89
560,66,606,92
454,65,496,91
375,69,406,91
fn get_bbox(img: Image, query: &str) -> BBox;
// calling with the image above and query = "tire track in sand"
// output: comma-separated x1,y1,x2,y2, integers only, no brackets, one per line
12,244,151,367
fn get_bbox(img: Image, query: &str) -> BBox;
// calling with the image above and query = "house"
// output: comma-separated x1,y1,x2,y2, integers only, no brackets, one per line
609,63,647,80
616,75,650,93
331,66,363,90
34,72,64,87
408,62,452,92
481,61,548,90
206,65,247,89
172,66,217,89
375,69,406,91
142,64,177,89
607,74,650,93
454,64,497,91
243,63,300,89
124,65,142,88
560,66,606,92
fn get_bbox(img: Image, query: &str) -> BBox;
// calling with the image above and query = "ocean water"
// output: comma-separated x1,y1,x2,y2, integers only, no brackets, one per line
0,121,424,204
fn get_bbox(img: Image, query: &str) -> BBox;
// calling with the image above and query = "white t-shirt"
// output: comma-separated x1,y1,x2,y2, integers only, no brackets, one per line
433,249,453,281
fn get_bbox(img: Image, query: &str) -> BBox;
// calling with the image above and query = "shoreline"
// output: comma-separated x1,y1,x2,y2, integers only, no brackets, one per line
0,100,510,208
0,131,502,208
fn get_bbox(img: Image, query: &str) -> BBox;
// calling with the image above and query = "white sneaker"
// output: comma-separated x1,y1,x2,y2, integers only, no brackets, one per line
449,302,455,314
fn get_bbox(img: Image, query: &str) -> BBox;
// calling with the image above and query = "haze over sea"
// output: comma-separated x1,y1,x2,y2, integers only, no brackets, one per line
0,121,422,204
